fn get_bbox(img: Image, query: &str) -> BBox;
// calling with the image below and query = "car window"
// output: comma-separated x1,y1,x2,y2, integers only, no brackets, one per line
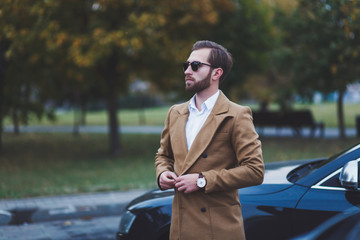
319,172,342,188
312,160,360,190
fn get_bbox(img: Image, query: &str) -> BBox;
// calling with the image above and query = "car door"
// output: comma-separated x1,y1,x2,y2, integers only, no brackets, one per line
292,159,360,236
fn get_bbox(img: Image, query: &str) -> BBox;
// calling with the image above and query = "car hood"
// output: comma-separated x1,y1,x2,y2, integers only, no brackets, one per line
239,158,317,195
127,189,174,211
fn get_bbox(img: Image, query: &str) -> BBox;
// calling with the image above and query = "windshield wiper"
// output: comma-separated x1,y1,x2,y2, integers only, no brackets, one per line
287,160,324,183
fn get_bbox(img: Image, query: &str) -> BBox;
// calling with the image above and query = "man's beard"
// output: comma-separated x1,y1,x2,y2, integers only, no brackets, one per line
185,71,211,93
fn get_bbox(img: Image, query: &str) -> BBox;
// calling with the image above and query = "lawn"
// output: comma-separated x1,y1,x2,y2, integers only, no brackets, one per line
1,132,358,199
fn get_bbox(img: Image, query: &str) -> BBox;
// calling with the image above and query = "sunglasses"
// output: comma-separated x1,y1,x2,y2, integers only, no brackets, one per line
183,61,214,72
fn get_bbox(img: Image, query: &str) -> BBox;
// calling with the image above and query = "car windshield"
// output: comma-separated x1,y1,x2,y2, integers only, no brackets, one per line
287,144,360,183
287,150,345,183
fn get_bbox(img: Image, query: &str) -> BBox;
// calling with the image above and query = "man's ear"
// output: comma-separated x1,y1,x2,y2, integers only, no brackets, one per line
212,68,223,81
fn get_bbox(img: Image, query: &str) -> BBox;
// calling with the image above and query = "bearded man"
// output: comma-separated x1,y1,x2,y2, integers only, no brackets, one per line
155,40,264,240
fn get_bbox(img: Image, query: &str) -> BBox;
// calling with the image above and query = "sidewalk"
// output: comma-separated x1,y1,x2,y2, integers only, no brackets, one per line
4,125,358,138
0,189,149,239
3,125,164,134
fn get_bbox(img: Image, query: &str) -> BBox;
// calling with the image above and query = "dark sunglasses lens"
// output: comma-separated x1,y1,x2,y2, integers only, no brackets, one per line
190,61,200,71
183,61,201,71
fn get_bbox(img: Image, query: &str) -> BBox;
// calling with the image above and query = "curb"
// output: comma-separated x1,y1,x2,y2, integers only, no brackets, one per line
0,210,12,225
8,203,127,225
0,189,149,226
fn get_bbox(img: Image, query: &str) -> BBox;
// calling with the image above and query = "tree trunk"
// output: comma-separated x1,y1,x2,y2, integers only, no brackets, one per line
80,98,87,126
259,101,269,112
72,93,87,135
337,90,345,139
73,109,80,136
12,111,20,134
0,42,7,152
0,76,3,152
72,92,81,136
105,54,121,156
139,95,146,125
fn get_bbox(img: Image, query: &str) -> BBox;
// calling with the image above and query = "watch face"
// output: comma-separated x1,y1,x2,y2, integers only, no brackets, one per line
197,178,206,188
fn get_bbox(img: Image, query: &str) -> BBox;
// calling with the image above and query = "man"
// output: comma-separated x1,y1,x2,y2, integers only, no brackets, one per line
155,40,264,240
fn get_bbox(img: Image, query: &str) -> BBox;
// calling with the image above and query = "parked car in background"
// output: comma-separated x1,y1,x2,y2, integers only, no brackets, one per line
116,143,360,240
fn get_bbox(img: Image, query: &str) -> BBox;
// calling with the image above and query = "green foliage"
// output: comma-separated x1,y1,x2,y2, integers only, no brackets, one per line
239,1,298,110
1,0,275,151
0,0,56,130
283,0,360,137
2,0,360,151
212,0,276,99
288,0,360,98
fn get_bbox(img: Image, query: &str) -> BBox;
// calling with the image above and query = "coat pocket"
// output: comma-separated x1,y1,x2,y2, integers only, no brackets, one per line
209,204,245,240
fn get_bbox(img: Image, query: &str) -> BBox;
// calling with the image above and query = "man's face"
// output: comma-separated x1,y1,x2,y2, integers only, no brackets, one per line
184,48,213,93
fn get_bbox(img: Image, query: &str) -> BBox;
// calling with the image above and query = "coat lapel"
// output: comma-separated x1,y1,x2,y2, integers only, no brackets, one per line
173,111,189,155
180,91,230,175
170,101,190,174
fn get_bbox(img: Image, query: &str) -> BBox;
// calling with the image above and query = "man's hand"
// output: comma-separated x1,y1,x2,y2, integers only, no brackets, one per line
159,171,178,190
175,173,199,194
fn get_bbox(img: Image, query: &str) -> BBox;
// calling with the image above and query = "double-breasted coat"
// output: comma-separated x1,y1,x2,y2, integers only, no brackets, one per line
155,91,264,240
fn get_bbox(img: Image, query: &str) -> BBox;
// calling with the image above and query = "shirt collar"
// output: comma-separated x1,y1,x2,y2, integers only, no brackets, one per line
188,90,220,112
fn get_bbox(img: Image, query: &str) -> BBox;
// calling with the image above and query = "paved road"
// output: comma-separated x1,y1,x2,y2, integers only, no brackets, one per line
0,215,119,240
0,190,149,240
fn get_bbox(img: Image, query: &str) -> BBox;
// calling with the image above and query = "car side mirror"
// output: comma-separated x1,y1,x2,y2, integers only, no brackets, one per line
339,160,359,190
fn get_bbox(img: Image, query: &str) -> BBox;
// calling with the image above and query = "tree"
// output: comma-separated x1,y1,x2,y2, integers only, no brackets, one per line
0,0,236,154
133,0,237,100
42,0,234,155
0,0,285,153
177,0,282,110
0,0,57,150
287,0,360,138
239,0,298,111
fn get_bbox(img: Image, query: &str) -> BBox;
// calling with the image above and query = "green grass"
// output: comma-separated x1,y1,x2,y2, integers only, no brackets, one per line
0,133,160,198
1,132,359,199
4,107,170,126
249,102,360,128
4,102,360,128
295,102,360,128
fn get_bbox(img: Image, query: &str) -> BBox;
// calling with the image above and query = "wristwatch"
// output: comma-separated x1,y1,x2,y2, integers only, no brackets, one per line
196,173,206,188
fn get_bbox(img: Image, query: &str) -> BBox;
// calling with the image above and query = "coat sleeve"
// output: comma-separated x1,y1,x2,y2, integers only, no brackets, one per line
155,106,175,188
203,106,264,193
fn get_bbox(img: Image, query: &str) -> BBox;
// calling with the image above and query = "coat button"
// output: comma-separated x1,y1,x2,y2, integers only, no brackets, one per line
202,153,207,158
201,208,206,212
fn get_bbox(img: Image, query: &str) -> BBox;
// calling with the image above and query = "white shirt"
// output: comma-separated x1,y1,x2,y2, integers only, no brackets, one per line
186,90,220,150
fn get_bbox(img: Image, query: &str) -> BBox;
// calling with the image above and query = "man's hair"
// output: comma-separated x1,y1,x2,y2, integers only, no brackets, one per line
192,40,233,83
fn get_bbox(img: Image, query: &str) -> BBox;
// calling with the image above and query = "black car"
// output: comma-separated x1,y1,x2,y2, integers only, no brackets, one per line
117,143,360,240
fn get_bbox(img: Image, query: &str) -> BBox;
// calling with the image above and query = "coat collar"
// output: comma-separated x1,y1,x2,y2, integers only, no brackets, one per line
178,91,231,175
176,90,229,116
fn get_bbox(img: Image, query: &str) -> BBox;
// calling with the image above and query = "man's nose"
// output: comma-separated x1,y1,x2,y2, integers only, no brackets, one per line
184,66,192,74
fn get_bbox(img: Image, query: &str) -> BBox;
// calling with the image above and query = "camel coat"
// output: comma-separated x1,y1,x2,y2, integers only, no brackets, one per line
155,91,264,240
